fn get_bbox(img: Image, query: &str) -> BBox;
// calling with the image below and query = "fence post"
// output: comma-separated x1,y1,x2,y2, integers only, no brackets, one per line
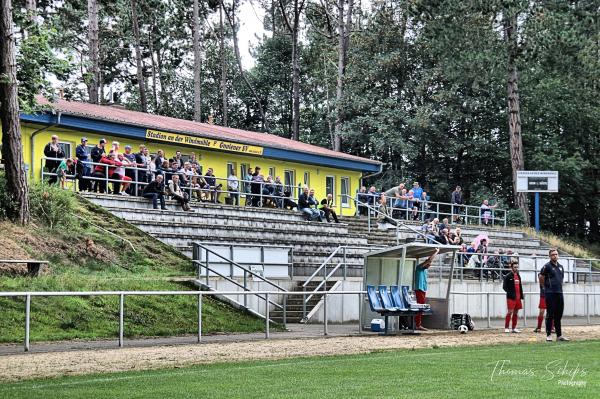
243,271,248,308
323,291,328,336
523,297,527,327
343,247,347,280
25,294,31,352
119,294,124,348
586,293,590,325
486,293,490,328
283,295,287,330
358,293,362,333
198,293,202,342
302,287,307,320
265,293,270,339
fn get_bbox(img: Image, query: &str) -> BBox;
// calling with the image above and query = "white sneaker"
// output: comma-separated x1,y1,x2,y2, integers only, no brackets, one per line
546,336,553,342
504,328,511,333
512,329,521,333
120,192,130,196
557,336,570,342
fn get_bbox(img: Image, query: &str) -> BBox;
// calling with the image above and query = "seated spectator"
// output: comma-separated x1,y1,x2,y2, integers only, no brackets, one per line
439,217,450,232
377,193,397,227
319,193,340,223
204,168,221,203
283,189,297,210
308,189,325,220
356,186,368,216
420,219,436,243
262,175,276,207
143,174,167,210
273,176,284,206
450,227,464,245
480,199,498,225
180,162,194,187
298,186,322,221
56,158,75,190
168,175,191,211
392,188,409,219
458,243,470,267
437,228,451,245
487,250,502,280
429,217,440,237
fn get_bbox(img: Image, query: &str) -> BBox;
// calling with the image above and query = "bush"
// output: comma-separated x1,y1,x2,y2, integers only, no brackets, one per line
0,173,16,219
507,208,527,226
29,182,77,229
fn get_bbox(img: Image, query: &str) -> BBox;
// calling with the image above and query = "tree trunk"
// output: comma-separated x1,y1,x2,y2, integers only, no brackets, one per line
279,0,306,141
333,0,353,152
87,0,100,104
131,0,147,112
224,0,269,131
504,12,528,224
0,0,30,225
219,1,228,126
147,27,159,110
192,0,202,122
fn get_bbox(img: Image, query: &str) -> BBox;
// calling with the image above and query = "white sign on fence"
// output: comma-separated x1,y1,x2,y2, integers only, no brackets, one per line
516,171,559,193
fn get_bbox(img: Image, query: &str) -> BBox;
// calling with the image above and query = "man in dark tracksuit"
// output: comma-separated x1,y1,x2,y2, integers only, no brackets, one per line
539,249,569,342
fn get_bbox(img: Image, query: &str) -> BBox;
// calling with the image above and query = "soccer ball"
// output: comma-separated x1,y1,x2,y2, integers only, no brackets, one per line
458,325,469,334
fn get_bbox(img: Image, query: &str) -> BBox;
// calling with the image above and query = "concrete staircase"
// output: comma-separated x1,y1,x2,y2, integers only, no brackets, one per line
269,280,324,323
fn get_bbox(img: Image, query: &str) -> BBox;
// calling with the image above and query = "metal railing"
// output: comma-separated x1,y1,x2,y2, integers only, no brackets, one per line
41,157,308,209
0,289,366,352
192,242,288,315
436,252,600,284
349,192,507,227
451,290,600,328
301,245,383,321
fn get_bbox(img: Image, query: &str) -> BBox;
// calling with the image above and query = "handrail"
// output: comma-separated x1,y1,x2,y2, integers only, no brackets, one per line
193,243,288,292
304,261,344,303
347,192,508,227
195,260,283,311
343,194,443,245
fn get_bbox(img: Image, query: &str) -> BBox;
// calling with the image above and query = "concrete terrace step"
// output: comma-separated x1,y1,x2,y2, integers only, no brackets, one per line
84,193,308,221
151,233,368,248
124,219,349,237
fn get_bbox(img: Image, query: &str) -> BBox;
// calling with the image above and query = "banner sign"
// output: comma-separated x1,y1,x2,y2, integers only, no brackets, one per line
145,129,264,156
516,171,559,192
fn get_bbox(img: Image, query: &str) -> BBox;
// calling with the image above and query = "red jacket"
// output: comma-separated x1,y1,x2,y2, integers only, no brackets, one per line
95,156,123,177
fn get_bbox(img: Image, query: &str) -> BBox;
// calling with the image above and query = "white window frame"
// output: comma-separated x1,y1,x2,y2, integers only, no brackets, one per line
341,177,350,207
326,175,335,200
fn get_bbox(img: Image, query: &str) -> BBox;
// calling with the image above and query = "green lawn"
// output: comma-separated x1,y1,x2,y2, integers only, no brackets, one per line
2,340,599,398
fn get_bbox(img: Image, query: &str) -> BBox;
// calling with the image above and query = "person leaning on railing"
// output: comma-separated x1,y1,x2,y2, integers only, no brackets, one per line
356,186,369,216
377,193,397,226
143,174,167,210
43,134,65,185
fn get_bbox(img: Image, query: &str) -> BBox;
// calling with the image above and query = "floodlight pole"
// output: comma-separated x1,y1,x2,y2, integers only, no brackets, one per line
534,192,540,233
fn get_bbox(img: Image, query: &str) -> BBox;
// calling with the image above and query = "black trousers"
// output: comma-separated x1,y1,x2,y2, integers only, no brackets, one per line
323,208,339,223
545,292,564,337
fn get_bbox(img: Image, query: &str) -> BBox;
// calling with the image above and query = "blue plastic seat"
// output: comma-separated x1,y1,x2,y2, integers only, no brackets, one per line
390,285,412,312
402,285,431,311
367,285,385,313
378,285,401,311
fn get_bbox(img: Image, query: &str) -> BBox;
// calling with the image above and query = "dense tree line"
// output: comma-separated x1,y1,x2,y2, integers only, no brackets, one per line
2,0,599,242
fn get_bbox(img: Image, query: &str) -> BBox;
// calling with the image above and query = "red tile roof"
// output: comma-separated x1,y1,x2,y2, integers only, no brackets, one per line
37,98,380,166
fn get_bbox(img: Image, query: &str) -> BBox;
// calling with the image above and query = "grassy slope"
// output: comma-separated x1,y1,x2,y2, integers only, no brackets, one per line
2,340,599,398
0,195,264,343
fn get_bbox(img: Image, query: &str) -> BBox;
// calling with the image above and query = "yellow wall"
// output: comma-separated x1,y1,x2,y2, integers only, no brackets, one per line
22,123,363,216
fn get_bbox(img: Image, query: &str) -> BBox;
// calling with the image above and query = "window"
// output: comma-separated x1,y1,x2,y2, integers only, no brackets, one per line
268,167,275,179
326,176,335,199
341,177,350,207
227,162,237,176
303,171,310,187
58,142,73,158
284,170,295,191
240,163,250,180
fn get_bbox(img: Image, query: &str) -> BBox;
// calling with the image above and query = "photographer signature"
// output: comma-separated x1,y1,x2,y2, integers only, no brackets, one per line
489,359,588,382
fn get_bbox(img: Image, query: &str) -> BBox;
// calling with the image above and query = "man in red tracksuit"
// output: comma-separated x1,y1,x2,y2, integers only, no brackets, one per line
503,261,524,333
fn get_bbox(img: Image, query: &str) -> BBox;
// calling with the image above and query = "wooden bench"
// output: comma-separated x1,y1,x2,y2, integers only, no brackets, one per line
0,259,49,276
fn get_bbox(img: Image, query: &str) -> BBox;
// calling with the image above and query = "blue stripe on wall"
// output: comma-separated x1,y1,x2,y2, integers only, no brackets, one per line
21,112,380,172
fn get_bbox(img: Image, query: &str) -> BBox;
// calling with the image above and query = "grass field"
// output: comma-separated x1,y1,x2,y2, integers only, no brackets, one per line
2,340,599,399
